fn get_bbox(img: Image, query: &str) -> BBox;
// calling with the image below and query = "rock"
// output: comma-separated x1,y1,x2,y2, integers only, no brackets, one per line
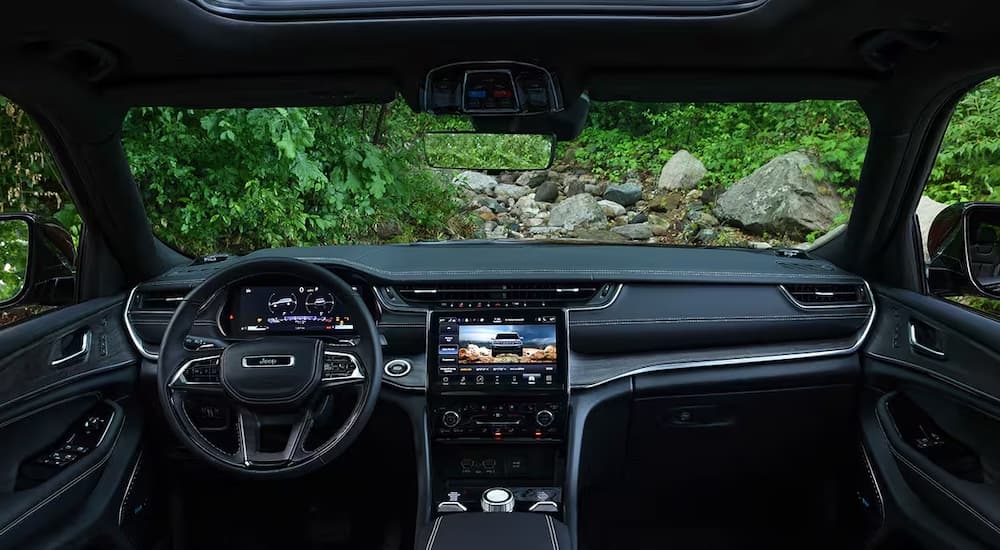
603,183,644,207
534,181,560,203
650,224,672,237
685,189,703,202
917,195,948,260
516,171,549,188
648,193,682,213
701,184,724,204
476,197,502,212
687,210,718,227
629,212,649,224
658,150,707,190
696,228,718,244
584,183,606,196
498,172,516,184
477,209,498,222
714,152,843,239
375,220,402,239
512,195,542,218
548,193,607,228
494,184,531,200
566,180,586,197
453,171,497,195
749,241,773,249
486,225,509,239
569,228,627,242
611,223,654,240
598,200,627,218
529,226,563,235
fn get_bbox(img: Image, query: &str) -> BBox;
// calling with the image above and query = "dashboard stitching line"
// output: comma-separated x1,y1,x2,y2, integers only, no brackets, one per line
425,516,442,550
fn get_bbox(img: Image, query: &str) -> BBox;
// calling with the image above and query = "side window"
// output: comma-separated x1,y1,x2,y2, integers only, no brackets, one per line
922,76,1000,316
0,97,82,327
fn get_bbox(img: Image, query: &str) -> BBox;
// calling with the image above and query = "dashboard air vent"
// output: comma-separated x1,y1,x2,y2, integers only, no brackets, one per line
133,290,186,311
392,282,607,307
781,284,868,307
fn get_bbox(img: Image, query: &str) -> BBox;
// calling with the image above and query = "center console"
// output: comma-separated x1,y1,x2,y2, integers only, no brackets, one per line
427,310,568,515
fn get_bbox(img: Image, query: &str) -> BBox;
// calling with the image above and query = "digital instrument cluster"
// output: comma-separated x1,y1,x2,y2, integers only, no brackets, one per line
228,285,354,335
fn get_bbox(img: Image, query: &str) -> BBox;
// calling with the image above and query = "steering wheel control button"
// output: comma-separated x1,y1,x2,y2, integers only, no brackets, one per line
481,487,515,513
383,359,412,377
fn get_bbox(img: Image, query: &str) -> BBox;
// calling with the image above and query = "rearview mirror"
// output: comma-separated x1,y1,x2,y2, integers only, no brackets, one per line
927,203,1000,298
424,132,556,171
0,213,76,308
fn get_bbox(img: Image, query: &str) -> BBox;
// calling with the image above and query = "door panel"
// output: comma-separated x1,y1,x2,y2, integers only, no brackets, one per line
0,297,143,550
862,286,1000,549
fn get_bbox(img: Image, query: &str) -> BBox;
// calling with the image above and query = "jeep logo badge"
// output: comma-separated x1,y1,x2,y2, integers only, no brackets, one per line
242,355,295,368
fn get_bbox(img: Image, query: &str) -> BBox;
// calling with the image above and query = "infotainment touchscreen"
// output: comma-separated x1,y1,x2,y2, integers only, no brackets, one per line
430,312,564,390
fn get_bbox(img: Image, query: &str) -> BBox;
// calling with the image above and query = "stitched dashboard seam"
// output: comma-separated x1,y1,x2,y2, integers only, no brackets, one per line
546,515,559,550
118,450,143,525
570,315,867,326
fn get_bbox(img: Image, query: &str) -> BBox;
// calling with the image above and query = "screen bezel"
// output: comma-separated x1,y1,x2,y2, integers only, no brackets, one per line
427,309,567,394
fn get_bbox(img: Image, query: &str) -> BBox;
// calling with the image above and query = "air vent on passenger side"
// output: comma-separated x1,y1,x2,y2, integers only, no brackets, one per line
780,284,869,308
390,282,610,308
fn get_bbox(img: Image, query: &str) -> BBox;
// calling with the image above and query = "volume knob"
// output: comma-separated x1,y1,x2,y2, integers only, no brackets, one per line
481,487,515,513
441,410,461,428
535,410,555,427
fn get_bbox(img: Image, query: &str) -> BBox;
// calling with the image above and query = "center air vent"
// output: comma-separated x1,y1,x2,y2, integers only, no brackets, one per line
390,282,611,308
781,284,868,307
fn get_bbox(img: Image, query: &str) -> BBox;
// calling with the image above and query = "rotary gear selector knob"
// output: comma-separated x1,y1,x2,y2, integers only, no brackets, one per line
481,487,515,512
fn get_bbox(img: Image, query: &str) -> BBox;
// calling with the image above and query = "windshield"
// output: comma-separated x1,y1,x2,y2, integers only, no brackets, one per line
123,100,868,256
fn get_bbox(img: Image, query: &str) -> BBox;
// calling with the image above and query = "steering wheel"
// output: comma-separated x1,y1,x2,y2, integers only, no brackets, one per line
156,257,382,477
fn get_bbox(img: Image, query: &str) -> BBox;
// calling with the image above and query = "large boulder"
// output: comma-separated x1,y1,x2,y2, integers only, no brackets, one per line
453,171,497,195
916,195,948,260
548,193,607,229
494,184,531,200
714,152,843,239
611,223,653,240
658,150,707,190
534,180,560,203
598,200,627,218
515,171,549,188
603,183,644,207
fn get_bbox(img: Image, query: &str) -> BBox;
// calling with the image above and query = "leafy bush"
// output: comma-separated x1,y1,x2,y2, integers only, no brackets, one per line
123,104,466,255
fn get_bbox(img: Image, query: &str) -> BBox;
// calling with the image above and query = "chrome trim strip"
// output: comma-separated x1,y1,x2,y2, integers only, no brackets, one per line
908,322,946,358
436,501,468,513
374,283,624,313
859,442,884,523
169,355,223,388
778,283,872,310
51,331,92,367
124,285,160,361
575,280,876,389
529,501,560,513
241,355,295,368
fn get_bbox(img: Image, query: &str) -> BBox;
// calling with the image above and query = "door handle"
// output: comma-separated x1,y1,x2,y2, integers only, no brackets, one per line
909,321,945,358
51,330,92,367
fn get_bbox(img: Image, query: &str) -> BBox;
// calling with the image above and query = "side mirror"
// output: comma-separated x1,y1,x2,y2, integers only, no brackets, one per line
927,202,1000,298
0,213,76,308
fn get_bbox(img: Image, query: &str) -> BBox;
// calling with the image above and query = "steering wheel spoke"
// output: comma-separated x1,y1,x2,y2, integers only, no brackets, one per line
236,406,316,467
168,349,226,393
320,348,366,389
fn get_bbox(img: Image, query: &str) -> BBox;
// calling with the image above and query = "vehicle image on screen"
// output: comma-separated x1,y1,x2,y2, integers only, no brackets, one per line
490,332,524,357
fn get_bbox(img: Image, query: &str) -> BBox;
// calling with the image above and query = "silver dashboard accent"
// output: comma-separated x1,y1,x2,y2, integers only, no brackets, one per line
242,355,295,368
384,358,413,378
908,322,945,358
51,331,91,367
124,285,161,361
778,283,871,310
481,487,515,513
576,280,876,389
528,501,559,513
437,501,468,513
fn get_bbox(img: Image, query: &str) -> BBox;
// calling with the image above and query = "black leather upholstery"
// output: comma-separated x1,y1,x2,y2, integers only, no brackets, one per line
416,513,570,550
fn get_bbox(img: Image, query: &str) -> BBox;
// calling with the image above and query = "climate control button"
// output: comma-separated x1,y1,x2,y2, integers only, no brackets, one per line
535,410,554,427
442,410,461,428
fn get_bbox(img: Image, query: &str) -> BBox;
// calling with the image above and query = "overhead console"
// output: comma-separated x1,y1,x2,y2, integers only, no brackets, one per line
423,62,564,115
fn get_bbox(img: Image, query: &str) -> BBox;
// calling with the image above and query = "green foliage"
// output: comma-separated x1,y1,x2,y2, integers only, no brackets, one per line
424,133,553,170
926,77,1000,203
573,100,870,201
0,219,28,302
123,103,466,255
